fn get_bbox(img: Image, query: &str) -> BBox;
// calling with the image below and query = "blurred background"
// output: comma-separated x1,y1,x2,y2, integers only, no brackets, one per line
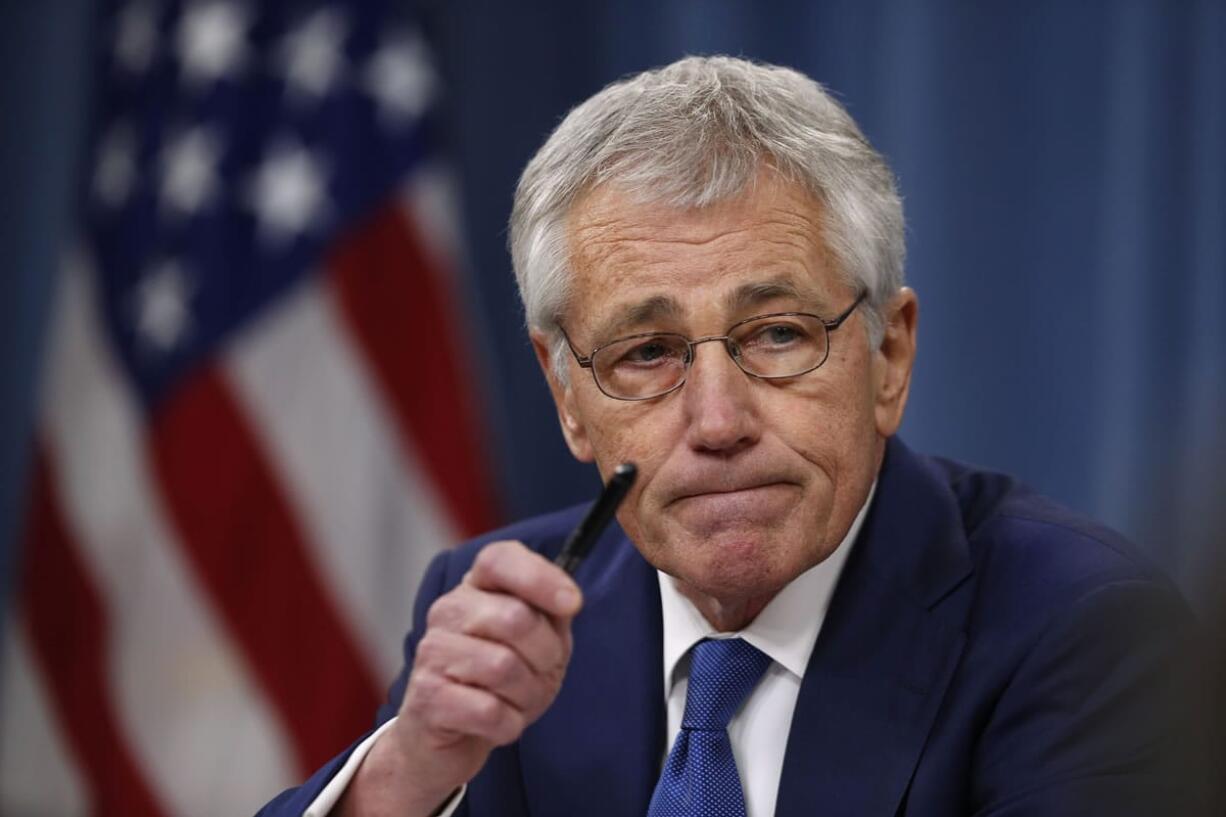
0,0,1222,814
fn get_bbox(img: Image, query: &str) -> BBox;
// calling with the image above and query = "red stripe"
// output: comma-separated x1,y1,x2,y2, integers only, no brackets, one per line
19,445,169,817
146,367,382,774
328,201,499,536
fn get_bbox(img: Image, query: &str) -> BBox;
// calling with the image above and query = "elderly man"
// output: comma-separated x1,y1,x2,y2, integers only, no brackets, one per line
260,56,1200,817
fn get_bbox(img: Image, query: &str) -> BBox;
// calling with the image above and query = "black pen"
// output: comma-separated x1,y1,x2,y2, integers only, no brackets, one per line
554,463,637,575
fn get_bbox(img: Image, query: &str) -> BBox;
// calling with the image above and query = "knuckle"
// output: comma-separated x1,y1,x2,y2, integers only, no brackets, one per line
472,542,506,577
411,666,445,698
473,695,503,730
486,646,517,684
495,601,534,637
414,631,446,667
426,594,460,629
473,540,531,583
403,670,442,718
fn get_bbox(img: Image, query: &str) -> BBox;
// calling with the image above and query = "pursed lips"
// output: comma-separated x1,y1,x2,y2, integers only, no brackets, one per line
665,478,797,506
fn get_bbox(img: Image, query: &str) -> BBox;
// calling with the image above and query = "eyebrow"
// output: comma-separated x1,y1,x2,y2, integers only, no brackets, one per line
589,295,683,344
586,277,831,344
726,279,809,313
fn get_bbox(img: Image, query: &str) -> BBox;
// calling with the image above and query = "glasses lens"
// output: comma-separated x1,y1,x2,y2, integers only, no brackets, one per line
591,334,690,399
730,314,828,378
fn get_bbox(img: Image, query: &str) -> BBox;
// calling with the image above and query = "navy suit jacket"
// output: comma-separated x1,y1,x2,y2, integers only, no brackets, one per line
259,438,1202,816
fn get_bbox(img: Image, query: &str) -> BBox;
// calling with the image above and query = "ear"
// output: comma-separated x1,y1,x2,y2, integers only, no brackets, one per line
530,329,596,462
872,287,918,438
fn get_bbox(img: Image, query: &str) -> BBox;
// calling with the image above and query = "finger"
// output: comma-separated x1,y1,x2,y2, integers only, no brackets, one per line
416,629,542,713
465,540,583,619
429,586,570,677
406,668,526,747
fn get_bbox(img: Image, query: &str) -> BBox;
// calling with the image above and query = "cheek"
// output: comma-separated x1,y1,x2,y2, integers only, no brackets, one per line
583,416,685,552
765,382,866,459
576,397,678,491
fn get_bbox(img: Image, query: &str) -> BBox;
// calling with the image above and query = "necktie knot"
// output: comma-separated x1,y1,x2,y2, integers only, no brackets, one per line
681,637,771,732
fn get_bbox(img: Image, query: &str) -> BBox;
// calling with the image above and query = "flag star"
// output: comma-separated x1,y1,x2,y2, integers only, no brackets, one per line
134,262,194,352
279,8,348,102
115,2,157,73
247,140,329,243
94,123,138,208
177,1,249,85
364,31,437,127
160,127,222,216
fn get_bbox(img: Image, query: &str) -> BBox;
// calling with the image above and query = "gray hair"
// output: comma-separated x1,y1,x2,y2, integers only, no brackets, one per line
509,55,905,381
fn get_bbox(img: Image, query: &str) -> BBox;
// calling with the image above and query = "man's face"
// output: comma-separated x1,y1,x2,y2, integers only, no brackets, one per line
534,174,916,619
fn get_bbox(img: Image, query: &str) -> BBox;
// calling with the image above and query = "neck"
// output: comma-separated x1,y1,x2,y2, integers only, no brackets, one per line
677,584,776,632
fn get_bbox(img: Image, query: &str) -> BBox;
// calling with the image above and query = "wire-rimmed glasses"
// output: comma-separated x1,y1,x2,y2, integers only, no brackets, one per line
560,291,867,401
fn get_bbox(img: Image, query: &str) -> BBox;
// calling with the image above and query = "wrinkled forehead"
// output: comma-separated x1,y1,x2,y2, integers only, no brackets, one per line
561,177,847,340
566,169,825,242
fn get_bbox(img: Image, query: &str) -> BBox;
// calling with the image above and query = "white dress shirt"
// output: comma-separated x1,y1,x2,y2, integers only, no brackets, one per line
306,486,873,817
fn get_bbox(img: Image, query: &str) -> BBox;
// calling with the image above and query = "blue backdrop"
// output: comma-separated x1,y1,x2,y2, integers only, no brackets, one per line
2,0,1223,612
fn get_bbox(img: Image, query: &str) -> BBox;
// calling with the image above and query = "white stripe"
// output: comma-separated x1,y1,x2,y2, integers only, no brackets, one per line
398,161,469,278
37,253,297,817
224,274,458,683
0,621,89,817
397,168,504,424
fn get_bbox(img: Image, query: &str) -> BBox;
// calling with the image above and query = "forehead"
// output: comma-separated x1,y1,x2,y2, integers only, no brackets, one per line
564,175,843,337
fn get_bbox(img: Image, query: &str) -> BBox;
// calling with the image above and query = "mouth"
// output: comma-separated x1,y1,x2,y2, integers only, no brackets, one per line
672,481,788,501
666,482,800,526
668,475,797,503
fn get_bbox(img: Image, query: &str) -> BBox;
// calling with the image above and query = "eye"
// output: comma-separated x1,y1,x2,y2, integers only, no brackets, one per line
626,340,670,363
762,324,802,345
747,320,811,348
608,336,686,368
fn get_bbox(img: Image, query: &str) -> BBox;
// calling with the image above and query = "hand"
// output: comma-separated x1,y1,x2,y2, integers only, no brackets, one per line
338,540,582,816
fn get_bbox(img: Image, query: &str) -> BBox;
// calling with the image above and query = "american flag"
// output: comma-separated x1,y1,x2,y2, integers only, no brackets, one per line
0,1,498,814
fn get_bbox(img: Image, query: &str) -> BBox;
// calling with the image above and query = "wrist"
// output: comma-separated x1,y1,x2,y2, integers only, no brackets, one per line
335,724,459,817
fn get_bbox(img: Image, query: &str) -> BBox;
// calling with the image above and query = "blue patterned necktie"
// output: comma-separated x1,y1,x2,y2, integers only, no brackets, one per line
647,637,772,817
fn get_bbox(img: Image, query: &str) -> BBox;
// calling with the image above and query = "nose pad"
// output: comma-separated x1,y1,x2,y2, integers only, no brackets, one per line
722,338,743,365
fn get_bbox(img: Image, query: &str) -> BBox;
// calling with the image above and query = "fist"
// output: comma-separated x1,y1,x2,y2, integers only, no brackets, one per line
377,540,582,813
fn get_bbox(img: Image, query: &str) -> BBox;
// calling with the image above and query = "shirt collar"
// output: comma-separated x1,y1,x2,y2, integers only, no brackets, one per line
658,481,876,692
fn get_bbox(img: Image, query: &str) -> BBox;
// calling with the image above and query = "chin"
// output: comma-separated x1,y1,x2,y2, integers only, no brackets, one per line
670,531,792,601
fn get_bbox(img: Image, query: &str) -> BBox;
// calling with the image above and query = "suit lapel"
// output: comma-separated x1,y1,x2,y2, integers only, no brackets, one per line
518,525,665,817
776,439,974,817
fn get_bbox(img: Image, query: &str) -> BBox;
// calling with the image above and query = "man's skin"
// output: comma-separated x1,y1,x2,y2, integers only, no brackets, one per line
336,172,919,816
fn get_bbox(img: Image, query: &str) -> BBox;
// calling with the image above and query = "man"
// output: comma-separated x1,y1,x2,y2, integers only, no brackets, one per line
260,56,1203,817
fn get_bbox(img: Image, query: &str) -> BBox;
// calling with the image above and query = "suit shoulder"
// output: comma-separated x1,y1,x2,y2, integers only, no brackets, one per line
921,455,1183,639
931,454,1168,585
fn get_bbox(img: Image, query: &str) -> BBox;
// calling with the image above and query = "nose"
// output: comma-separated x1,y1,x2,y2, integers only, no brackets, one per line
680,339,761,455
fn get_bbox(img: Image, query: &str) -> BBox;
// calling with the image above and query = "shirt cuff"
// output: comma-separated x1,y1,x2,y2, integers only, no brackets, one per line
302,717,466,817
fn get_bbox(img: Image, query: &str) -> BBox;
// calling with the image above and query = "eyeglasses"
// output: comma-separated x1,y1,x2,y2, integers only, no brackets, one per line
560,291,867,401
